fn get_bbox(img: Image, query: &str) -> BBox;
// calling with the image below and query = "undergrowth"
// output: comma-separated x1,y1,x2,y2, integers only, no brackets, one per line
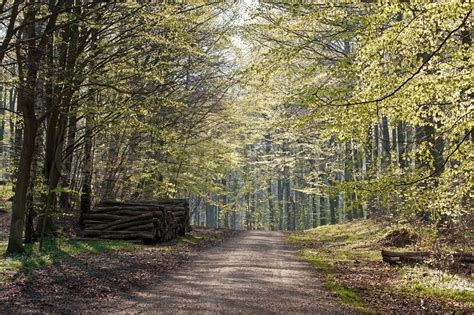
288,219,474,312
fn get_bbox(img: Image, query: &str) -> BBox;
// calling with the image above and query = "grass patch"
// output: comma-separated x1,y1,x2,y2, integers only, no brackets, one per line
325,278,374,314
289,220,386,266
399,266,474,306
288,219,474,312
0,238,136,282
299,246,374,314
410,282,474,304
301,248,331,271
291,222,379,314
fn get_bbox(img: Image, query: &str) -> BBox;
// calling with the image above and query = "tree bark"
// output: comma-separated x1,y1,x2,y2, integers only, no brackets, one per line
60,113,77,210
7,4,41,254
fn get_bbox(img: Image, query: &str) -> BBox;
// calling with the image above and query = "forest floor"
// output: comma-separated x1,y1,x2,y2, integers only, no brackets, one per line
1,204,472,313
0,207,237,313
289,220,474,314
0,213,354,314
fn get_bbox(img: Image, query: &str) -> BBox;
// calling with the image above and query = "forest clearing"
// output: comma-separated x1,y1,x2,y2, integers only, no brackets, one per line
0,1,472,314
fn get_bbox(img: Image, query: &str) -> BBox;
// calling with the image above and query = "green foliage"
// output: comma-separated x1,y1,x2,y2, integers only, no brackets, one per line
0,185,13,203
235,1,472,232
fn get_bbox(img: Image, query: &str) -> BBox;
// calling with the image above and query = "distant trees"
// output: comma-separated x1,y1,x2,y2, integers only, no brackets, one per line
191,2,472,233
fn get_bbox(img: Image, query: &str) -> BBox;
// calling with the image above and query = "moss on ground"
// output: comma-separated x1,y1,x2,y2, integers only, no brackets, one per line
0,238,137,281
325,277,374,314
289,221,384,313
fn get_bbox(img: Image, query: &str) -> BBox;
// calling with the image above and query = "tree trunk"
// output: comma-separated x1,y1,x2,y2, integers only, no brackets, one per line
381,117,391,168
277,177,283,230
24,124,42,244
397,122,407,168
284,168,291,231
0,86,4,158
8,119,37,253
312,194,320,228
320,196,327,225
268,178,275,230
330,194,337,224
60,113,77,210
79,112,93,227
7,4,41,254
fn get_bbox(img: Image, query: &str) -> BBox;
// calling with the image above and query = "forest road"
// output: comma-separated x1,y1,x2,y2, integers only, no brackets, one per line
112,231,351,314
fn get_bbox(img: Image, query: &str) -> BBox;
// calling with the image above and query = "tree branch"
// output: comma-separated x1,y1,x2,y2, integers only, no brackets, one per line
318,10,471,108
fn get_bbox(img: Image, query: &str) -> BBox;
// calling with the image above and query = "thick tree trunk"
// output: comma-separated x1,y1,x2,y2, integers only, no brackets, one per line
8,119,37,253
24,128,42,244
330,194,337,224
206,198,213,228
319,196,327,225
7,4,41,254
39,111,68,240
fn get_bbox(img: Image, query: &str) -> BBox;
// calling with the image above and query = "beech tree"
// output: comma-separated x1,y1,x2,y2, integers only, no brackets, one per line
0,1,471,254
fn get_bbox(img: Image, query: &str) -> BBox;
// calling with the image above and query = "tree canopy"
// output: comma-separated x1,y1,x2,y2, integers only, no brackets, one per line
0,1,472,253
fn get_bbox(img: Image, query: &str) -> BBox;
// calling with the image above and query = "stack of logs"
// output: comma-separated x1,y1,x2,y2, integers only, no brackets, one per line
381,250,430,264
83,199,191,243
382,249,474,269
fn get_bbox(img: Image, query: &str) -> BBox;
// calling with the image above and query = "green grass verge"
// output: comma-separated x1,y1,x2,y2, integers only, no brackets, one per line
300,247,374,314
325,277,374,314
410,282,474,304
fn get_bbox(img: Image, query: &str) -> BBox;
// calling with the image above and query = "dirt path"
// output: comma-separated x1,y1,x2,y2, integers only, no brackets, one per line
110,231,350,314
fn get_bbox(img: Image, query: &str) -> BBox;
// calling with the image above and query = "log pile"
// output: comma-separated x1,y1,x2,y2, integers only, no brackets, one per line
453,253,474,269
83,199,192,243
381,249,430,264
382,250,474,269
